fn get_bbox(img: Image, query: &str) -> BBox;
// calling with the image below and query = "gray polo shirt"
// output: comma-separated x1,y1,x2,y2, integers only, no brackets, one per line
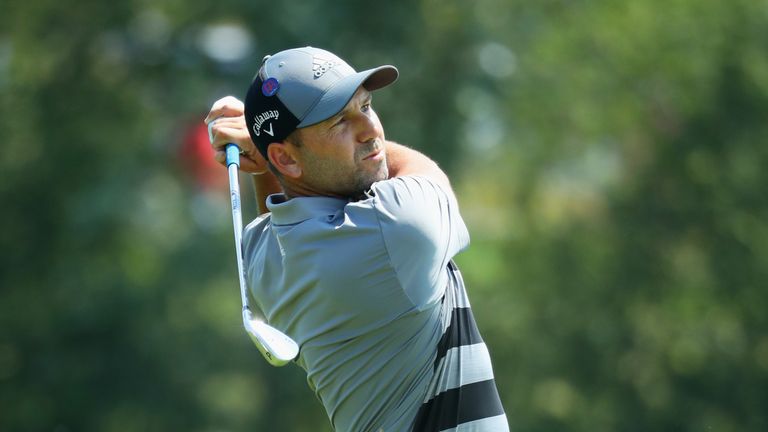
242,176,506,431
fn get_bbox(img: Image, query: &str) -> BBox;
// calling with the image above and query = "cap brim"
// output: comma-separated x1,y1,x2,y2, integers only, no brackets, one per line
297,65,398,128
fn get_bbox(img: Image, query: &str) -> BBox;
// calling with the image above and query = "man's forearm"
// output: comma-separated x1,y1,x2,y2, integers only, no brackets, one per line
251,172,282,215
385,141,451,191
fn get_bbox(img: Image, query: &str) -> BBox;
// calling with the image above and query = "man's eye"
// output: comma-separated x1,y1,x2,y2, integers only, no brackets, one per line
361,103,371,112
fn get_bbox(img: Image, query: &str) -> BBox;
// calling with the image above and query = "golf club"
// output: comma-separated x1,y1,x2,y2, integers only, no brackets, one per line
224,142,299,366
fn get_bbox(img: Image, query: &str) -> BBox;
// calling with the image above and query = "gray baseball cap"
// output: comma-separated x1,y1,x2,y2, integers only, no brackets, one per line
244,46,398,159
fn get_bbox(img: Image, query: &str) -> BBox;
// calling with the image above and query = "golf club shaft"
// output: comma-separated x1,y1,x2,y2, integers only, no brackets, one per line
225,144,250,311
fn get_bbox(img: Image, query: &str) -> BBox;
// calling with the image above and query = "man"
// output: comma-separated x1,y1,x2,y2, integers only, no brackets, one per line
206,47,508,432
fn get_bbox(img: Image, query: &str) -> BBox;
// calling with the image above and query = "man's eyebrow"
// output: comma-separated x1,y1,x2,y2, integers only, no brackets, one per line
328,92,372,124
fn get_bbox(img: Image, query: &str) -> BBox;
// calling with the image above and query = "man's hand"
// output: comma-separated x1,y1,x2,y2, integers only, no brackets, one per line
204,96,269,175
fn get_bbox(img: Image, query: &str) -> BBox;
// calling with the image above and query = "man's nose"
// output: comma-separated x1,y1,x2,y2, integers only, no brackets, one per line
356,112,380,144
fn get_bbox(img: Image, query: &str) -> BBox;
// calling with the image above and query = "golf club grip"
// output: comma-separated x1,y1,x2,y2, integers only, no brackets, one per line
225,143,240,167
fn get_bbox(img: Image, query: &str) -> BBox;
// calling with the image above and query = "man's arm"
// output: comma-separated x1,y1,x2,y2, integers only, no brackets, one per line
385,141,452,193
374,141,470,304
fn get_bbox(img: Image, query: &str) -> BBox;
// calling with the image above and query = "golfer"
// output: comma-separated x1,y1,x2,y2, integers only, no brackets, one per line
206,47,508,432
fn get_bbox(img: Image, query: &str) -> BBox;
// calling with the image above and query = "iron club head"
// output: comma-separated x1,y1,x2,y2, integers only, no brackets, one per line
243,309,300,366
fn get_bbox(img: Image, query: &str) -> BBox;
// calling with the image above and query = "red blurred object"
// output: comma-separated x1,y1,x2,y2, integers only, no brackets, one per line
179,121,227,191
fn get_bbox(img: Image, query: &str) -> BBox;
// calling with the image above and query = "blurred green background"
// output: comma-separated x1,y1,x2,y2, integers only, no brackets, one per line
2,0,767,430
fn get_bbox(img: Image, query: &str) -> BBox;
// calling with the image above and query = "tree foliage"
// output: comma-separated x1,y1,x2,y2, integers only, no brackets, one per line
1,0,766,431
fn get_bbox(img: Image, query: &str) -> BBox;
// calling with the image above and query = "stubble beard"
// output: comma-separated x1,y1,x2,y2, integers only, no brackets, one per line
302,143,388,199
349,139,388,199
350,154,388,200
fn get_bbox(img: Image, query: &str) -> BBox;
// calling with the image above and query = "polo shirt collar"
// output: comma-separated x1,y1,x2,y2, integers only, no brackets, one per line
267,194,349,225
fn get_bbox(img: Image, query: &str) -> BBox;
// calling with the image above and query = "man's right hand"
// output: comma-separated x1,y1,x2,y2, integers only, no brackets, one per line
204,96,269,175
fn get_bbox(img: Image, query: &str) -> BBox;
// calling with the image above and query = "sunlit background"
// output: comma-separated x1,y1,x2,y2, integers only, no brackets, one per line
2,0,767,431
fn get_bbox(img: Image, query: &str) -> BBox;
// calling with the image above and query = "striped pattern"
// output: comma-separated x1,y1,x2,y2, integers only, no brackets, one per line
411,262,508,432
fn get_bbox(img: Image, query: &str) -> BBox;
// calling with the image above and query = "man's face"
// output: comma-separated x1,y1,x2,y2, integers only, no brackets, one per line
292,87,388,199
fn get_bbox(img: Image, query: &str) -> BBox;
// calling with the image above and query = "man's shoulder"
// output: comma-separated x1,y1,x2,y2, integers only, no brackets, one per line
243,212,272,244
353,174,468,254
370,175,444,193
365,175,451,206
361,175,457,217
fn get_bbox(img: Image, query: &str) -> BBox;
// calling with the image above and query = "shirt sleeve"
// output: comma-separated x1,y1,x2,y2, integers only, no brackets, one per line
370,176,470,309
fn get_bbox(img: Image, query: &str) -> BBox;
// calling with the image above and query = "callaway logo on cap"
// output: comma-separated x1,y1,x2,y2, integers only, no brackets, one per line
244,46,399,160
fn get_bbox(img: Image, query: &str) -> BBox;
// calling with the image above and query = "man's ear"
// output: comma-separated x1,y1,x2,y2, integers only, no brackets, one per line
268,142,302,178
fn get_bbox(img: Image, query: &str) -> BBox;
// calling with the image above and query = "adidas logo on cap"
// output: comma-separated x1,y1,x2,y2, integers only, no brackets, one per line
312,56,337,78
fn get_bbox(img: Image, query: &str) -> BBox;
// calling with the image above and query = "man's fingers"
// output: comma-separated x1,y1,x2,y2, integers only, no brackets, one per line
213,95,244,111
208,120,247,140
210,126,252,150
208,117,248,142
213,149,267,174
205,96,267,175
213,149,226,165
204,96,244,124
209,117,246,133
205,106,243,124
239,155,268,174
